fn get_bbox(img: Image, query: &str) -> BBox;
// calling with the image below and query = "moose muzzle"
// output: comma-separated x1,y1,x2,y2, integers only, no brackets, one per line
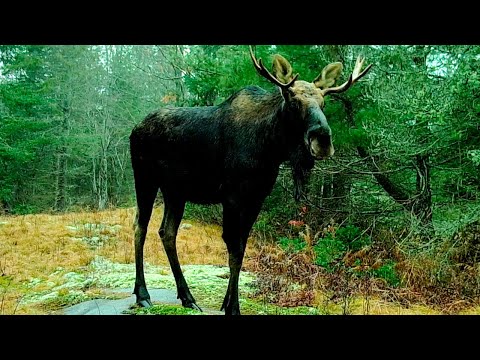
305,124,334,160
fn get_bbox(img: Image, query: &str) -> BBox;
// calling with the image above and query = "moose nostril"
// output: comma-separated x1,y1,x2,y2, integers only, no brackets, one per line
312,133,332,147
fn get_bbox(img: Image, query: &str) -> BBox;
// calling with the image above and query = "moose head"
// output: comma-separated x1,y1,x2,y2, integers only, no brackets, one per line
248,46,372,201
249,45,372,161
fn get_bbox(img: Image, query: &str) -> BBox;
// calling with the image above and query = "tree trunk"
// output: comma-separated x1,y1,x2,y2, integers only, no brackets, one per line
54,104,69,211
321,172,351,221
339,96,433,228
99,145,109,210
54,148,67,211
412,153,433,227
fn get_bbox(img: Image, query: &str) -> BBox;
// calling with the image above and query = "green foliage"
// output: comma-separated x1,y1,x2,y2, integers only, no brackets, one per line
11,203,39,215
371,260,400,287
314,225,372,271
252,182,298,240
313,236,347,271
0,46,60,211
252,218,276,241
278,236,306,253
183,45,259,106
347,128,370,148
275,223,402,289
348,257,400,288
336,225,372,251
468,150,480,167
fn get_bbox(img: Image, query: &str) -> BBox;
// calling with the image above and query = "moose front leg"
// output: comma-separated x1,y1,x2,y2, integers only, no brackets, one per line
222,249,244,315
221,201,262,315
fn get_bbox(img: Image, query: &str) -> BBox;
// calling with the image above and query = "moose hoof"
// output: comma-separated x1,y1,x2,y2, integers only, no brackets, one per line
137,299,152,308
185,302,203,312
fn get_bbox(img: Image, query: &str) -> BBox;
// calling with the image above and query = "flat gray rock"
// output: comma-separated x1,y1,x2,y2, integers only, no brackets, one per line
61,288,180,315
59,288,223,315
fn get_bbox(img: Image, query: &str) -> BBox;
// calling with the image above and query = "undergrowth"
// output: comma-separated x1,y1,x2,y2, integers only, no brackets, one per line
247,218,480,314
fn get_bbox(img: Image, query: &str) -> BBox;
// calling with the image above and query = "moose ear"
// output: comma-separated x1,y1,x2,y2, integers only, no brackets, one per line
272,54,294,84
313,62,343,89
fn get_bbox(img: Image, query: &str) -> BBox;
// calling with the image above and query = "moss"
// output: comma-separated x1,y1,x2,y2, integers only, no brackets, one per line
125,303,203,315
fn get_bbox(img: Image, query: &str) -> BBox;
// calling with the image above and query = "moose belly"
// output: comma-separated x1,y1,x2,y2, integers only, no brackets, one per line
180,182,224,205
159,166,224,205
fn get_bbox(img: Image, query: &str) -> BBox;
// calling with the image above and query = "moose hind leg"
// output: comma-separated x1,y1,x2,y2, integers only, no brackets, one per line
160,197,202,312
133,182,158,308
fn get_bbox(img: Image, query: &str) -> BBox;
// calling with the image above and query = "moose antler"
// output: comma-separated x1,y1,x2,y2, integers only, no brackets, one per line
321,56,373,97
249,45,298,89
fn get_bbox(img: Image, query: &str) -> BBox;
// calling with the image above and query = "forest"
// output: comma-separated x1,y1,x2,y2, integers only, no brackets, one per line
0,45,479,315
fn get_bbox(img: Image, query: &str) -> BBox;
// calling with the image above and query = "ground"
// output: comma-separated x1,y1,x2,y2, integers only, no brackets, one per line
1,207,479,315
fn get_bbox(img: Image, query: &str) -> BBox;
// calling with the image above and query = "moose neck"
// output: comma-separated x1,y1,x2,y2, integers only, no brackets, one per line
238,90,301,164
223,86,307,169
262,90,316,200
267,91,305,164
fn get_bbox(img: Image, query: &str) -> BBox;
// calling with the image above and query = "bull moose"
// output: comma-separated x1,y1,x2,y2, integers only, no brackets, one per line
129,45,372,315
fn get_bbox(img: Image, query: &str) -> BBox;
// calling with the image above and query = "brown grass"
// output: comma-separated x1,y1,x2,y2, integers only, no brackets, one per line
0,207,258,314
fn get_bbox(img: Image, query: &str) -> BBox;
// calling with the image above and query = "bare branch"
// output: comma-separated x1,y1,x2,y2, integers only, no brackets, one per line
132,63,184,81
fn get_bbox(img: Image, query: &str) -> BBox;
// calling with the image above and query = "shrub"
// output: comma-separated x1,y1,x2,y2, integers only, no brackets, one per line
371,260,400,287
313,224,372,272
313,236,347,271
278,236,306,253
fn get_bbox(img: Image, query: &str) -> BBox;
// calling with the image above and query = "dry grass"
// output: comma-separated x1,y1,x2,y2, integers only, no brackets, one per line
0,206,258,314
